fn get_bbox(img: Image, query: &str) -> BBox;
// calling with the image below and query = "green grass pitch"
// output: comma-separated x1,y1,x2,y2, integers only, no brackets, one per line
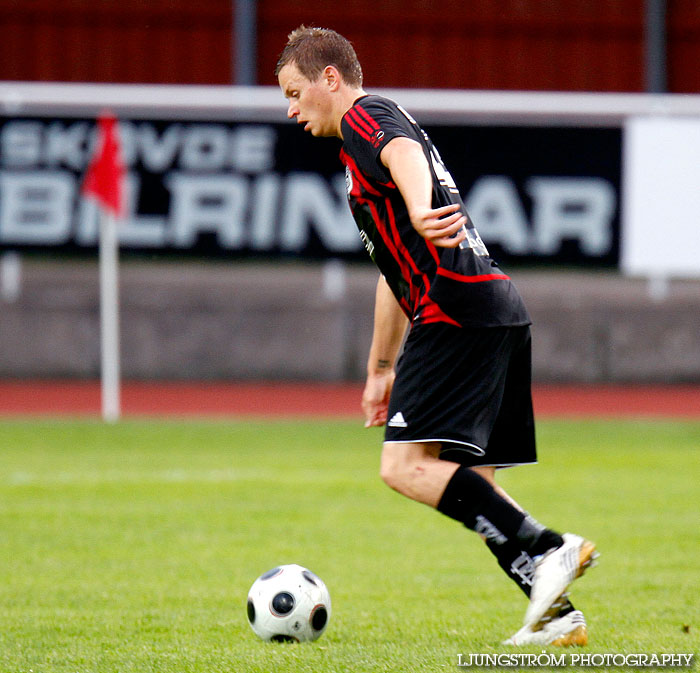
0,418,698,672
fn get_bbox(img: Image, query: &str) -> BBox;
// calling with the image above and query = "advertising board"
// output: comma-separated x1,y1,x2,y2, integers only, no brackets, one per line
0,114,621,266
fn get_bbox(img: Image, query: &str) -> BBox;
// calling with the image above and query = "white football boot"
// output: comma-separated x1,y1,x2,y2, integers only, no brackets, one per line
524,533,598,630
504,610,588,647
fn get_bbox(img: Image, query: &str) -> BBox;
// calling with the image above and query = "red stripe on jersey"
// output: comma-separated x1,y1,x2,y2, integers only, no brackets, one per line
354,105,382,131
342,155,413,288
417,300,462,326
369,199,415,296
341,150,384,196
426,240,440,265
366,197,415,317
345,110,373,142
437,267,510,283
384,197,425,312
385,199,460,327
347,107,376,135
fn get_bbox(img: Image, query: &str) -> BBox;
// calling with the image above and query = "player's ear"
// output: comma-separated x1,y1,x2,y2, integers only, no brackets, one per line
323,65,341,91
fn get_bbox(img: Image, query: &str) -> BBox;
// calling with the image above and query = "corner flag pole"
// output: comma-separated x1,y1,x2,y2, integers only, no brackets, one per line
99,209,120,422
82,112,125,423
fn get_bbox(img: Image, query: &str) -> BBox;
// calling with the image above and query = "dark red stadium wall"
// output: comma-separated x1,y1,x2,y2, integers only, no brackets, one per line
0,0,233,84
258,0,700,92
0,0,698,92
667,0,700,93
258,0,647,92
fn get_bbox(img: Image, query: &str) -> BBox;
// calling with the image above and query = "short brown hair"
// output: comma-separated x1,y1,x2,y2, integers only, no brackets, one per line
275,26,363,87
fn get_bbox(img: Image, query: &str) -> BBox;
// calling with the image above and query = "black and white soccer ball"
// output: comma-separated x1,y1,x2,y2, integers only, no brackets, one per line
246,564,331,642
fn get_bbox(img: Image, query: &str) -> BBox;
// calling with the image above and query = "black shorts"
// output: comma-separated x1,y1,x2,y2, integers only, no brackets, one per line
384,323,536,468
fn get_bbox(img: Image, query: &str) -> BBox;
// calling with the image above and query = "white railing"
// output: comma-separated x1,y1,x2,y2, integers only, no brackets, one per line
2,81,700,125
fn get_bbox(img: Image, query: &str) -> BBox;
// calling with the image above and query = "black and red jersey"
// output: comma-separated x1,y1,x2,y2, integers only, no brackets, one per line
340,94,530,328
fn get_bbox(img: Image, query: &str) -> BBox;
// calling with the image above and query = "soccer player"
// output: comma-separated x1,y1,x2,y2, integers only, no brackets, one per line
276,26,597,646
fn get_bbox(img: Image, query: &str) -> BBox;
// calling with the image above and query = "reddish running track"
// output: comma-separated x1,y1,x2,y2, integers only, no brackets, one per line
0,381,698,418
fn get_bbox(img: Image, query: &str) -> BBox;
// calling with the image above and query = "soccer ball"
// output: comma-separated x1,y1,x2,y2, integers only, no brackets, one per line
246,564,331,642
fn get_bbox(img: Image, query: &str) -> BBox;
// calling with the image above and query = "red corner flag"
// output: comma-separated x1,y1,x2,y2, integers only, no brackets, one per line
82,112,125,217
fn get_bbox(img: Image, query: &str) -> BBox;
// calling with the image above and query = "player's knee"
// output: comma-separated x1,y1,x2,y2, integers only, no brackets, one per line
379,450,421,494
379,452,401,491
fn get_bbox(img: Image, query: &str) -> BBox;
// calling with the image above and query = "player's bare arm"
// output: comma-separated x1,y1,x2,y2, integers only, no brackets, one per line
380,137,467,248
362,275,409,428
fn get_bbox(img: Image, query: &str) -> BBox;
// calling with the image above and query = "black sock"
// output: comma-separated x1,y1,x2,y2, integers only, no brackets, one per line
436,466,564,555
485,538,536,597
483,537,575,615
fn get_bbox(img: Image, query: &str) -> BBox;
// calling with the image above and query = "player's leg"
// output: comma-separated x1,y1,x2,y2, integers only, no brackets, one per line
471,465,539,598
381,444,589,645
379,443,529,510
380,441,564,557
473,465,579,628
380,441,458,507
383,323,596,634
461,461,590,646
471,465,522,508
478,328,597,634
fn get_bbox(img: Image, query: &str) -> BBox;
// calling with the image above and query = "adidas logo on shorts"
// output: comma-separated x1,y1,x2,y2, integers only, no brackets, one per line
388,412,407,428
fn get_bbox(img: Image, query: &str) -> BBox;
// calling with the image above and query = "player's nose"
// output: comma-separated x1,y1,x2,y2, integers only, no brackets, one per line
287,102,298,119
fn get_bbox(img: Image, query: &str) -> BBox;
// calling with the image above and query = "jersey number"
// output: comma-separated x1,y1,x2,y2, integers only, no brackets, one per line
428,143,459,195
